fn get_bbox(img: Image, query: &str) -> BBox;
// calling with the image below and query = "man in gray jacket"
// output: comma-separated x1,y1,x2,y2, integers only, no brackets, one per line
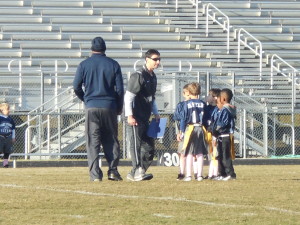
73,37,124,182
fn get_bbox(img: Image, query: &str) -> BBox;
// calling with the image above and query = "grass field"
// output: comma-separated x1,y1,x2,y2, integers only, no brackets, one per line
0,164,299,225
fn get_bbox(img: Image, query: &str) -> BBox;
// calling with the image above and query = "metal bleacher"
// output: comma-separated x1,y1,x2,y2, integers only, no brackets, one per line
194,0,300,112
202,0,300,67
0,0,298,109
1,0,300,157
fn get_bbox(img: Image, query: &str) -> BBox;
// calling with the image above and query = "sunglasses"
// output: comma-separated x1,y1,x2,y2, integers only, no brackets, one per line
148,57,161,61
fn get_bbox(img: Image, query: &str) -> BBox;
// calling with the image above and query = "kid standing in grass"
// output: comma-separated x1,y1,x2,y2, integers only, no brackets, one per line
177,82,208,181
0,103,16,168
173,84,190,180
211,88,236,181
205,88,221,179
222,89,237,162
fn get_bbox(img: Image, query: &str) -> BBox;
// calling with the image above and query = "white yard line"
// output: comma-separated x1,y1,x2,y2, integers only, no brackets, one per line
264,206,300,215
153,214,173,218
1,183,300,216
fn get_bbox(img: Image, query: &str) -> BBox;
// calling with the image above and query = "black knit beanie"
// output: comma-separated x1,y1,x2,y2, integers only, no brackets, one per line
91,37,106,52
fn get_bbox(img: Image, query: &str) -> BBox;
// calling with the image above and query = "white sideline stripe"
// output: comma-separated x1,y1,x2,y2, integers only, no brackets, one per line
1,184,300,216
264,207,300,215
69,215,84,219
153,213,173,218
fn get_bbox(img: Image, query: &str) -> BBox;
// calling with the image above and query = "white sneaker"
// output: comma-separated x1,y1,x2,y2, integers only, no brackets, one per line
93,178,102,182
223,175,236,181
126,173,136,181
213,176,224,181
183,176,192,182
197,176,204,181
133,167,145,181
127,173,142,181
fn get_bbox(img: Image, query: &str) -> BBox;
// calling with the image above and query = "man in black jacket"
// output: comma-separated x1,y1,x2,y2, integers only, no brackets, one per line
73,37,124,182
124,49,160,181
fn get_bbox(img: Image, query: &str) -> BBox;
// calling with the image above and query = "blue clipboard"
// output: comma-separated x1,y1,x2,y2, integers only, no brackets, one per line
147,118,168,138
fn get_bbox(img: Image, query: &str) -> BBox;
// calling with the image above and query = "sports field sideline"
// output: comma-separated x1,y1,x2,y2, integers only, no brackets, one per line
0,162,299,225
7,157,300,168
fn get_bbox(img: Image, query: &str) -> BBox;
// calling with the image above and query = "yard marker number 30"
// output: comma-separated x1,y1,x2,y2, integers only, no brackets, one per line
162,152,179,167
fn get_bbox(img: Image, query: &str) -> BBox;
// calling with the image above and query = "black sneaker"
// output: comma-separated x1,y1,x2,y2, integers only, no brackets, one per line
3,164,9,168
142,173,153,181
177,174,184,180
108,171,123,181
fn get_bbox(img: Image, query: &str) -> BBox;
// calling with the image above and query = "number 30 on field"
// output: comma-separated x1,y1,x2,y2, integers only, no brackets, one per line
162,152,179,167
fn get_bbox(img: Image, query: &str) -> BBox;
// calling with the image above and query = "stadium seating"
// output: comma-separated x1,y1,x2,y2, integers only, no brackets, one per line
1,0,299,156
0,0,298,110
0,0,300,105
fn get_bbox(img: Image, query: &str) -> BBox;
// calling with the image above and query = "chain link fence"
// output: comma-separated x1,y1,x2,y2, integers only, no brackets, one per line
1,72,300,161
212,74,300,158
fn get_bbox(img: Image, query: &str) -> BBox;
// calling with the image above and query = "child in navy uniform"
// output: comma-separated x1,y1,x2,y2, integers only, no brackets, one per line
222,89,237,161
174,84,190,180
205,88,221,179
0,103,16,168
177,82,208,181
211,89,236,181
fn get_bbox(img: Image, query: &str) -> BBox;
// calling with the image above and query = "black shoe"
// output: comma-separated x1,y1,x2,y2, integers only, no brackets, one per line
177,174,184,180
142,173,153,181
108,171,123,181
3,164,9,168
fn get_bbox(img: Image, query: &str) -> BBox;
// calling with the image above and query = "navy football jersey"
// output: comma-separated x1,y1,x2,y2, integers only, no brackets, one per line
210,107,232,136
179,99,207,132
0,115,15,136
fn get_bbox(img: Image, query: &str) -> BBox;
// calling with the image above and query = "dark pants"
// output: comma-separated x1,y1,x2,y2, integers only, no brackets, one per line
3,153,10,159
127,121,155,175
217,136,236,177
85,108,120,181
0,136,13,158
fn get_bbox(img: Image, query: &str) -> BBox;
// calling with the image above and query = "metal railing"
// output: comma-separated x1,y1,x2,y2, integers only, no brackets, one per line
270,54,299,88
237,28,263,77
206,3,230,54
16,87,82,158
7,59,69,109
270,54,297,131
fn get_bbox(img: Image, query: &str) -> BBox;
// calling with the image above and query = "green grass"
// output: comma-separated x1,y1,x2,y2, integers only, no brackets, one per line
0,165,299,225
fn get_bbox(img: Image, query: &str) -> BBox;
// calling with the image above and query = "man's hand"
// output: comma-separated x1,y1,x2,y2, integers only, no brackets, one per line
127,115,138,126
